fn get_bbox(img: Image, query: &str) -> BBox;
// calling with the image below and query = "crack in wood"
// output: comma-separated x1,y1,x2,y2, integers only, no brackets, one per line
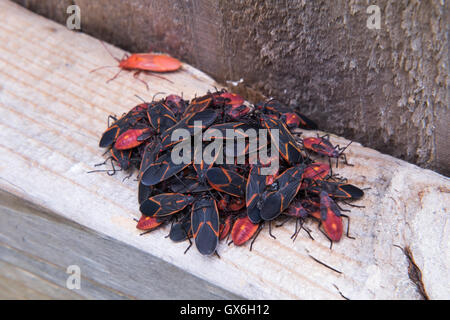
394,245,430,300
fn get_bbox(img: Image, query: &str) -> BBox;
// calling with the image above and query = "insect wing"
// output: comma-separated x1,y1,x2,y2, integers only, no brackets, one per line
261,115,303,164
245,166,265,223
260,166,304,220
231,216,259,246
191,199,219,255
169,213,192,242
120,53,181,72
183,95,212,117
319,191,343,241
141,152,191,186
136,215,165,231
206,167,245,197
138,180,153,205
147,102,177,133
140,193,193,217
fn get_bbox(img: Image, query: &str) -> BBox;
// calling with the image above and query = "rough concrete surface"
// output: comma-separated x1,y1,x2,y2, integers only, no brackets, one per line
11,0,449,176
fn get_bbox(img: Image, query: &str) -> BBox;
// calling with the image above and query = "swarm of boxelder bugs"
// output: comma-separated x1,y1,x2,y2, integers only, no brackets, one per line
95,89,364,256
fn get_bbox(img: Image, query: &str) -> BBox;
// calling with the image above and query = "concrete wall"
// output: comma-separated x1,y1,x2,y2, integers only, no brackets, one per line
12,0,448,175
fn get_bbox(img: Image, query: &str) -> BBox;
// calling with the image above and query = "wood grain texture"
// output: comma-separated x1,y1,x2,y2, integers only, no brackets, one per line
0,190,241,299
0,0,448,299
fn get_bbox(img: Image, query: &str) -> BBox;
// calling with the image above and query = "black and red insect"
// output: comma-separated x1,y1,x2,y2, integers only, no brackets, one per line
319,190,344,242
136,215,166,232
257,99,317,130
308,180,364,200
91,41,181,90
160,109,218,150
147,102,178,134
260,165,305,221
191,197,220,256
205,167,246,198
140,193,194,217
245,165,267,224
140,151,191,186
230,215,260,247
261,114,304,165
302,134,353,169
219,215,233,241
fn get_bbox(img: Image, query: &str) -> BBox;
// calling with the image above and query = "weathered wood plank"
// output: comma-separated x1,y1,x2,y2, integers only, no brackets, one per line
0,260,84,300
0,190,242,299
0,0,448,299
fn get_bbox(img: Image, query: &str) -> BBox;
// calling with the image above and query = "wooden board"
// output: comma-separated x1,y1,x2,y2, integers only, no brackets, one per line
0,0,449,299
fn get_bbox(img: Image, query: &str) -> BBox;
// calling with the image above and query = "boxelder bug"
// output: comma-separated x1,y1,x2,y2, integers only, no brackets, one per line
160,109,218,150
95,91,366,256
302,134,353,170
183,94,213,117
319,190,344,243
91,41,181,90
110,147,133,171
140,151,191,186
165,94,188,117
191,197,220,256
147,102,178,133
280,112,318,130
99,103,149,148
284,200,313,241
169,214,192,242
245,165,266,224
300,162,330,189
218,195,245,212
260,165,305,221
220,92,245,107
219,215,233,241
258,99,318,130
230,215,260,247
205,167,246,198
308,180,364,200
140,193,194,217
114,127,152,150
261,114,304,165
136,215,165,232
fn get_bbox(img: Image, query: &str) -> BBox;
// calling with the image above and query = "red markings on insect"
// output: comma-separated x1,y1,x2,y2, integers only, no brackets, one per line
220,92,245,106
303,137,339,158
91,41,181,90
286,200,309,218
136,215,164,231
319,191,343,242
281,112,302,128
231,216,259,246
219,215,233,240
303,134,353,166
225,104,252,120
118,53,181,72
115,128,152,150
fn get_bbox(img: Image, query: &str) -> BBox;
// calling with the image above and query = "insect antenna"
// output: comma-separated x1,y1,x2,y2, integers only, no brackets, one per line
99,40,122,63
90,65,118,74
106,68,125,83
152,92,166,101
134,94,147,103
